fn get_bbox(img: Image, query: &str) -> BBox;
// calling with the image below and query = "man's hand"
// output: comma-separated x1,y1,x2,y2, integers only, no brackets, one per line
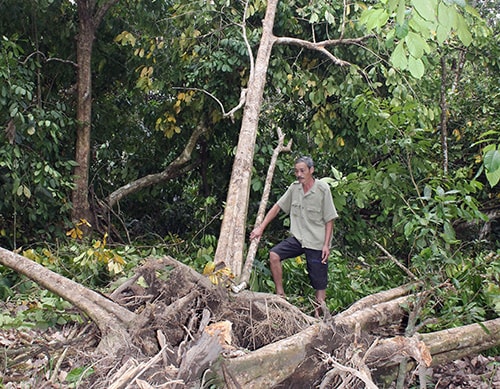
321,245,330,264
250,226,264,240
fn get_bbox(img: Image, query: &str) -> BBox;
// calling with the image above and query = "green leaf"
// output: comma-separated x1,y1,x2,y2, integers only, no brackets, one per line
456,13,473,46
411,0,436,22
360,8,389,31
484,149,500,172
436,24,450,44
325,10,335,25
390,40,408,70
395,23,409,39
486,169,500,188
310,12,319,24
408,55,425,78
396,0,406,25
66,366,94,383
405,31,428,58
437,2,454,28
388,0,399,13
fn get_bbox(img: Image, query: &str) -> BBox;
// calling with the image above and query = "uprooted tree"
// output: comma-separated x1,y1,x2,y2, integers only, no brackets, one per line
1,247,499,387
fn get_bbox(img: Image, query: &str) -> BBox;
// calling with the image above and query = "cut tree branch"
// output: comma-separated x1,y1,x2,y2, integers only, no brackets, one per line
236,127,292,289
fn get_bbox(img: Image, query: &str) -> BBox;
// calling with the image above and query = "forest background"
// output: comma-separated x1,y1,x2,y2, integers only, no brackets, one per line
0,0,499,386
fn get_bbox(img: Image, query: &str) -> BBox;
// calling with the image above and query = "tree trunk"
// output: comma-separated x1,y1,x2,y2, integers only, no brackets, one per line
71,1,95,225
439,55,449,175
71,0,119,228
214,0,279,276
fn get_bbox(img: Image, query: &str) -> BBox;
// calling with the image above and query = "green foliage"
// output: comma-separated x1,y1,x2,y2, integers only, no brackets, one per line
0,34,76,249
398,175,487,258
421,251,500,331
0,284,83,330
359,0,488,78
0,235,152,330
65,365,95,387
475,129,500,188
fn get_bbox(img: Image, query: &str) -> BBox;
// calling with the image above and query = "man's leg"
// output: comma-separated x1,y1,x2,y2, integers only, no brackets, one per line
270,251,285,296
305,248,328,317
315,289,326,317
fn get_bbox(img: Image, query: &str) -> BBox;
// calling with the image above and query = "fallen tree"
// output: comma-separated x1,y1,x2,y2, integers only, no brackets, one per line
1,247,499,388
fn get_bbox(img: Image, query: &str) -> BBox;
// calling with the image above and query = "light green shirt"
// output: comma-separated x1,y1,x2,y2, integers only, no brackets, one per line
277,179,338,250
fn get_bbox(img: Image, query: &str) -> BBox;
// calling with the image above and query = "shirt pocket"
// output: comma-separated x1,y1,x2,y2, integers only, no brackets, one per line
305,205,322,223
291,202,302,217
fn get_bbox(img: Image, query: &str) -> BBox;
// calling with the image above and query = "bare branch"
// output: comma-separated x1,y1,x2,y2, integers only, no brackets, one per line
241,0,255,81
237,127,292,288
274,35,374,66
172,87,247,122
374,241,419,281
22,50,78,67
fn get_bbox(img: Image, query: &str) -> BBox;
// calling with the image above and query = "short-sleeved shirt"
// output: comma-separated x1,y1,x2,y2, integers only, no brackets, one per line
277,178,338,250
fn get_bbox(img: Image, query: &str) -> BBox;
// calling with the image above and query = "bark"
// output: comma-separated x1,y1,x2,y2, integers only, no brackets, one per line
420,318,500,366
72,0,95,225
439,49,466,176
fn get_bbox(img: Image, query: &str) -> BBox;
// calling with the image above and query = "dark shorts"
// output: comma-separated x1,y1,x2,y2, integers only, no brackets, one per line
270,236,328,290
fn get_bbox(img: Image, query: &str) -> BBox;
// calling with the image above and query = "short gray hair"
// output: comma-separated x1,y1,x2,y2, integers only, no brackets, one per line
295,156,314,168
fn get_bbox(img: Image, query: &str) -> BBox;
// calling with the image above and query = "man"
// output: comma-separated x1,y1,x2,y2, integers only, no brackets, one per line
250,156,338,316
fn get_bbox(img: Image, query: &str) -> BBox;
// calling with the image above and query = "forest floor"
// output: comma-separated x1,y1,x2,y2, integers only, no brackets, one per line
1,323,499,388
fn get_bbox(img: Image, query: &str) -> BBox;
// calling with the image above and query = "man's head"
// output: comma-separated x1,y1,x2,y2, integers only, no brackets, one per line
295,156,314,169
294,156,314,185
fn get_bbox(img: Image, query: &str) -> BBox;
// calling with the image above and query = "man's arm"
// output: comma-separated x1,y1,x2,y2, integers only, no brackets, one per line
249,203,281,240
321,220,334,263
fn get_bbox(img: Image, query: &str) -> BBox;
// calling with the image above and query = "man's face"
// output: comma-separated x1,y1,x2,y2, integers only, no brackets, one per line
294,162,314,184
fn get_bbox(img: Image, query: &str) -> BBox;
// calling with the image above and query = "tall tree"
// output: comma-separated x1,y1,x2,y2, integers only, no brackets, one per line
71,0,119,227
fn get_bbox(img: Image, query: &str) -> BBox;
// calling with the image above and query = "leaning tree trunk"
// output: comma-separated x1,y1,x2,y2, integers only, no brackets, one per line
238,127,292,288
214,0,279,276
